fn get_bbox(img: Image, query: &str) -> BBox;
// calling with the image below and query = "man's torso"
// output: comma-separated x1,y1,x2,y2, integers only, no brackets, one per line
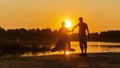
78,22,87,37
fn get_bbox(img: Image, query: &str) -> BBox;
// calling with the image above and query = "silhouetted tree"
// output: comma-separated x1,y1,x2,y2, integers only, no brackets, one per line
89,32,100,41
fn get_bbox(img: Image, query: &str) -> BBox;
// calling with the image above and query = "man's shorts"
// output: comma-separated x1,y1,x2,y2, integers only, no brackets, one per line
79,36,87,48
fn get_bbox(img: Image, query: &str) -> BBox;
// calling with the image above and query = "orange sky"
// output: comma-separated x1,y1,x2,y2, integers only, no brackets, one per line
0,0,120,32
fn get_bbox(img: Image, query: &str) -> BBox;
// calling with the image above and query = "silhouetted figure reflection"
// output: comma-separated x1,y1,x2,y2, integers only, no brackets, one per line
73,17,89,56
51,22,74,53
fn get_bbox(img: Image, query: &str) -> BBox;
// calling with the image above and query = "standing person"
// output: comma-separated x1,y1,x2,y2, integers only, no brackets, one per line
72,17,89,56
51,22,74,53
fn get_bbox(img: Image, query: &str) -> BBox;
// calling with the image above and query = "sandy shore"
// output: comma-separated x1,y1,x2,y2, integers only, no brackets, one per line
0,53,120,68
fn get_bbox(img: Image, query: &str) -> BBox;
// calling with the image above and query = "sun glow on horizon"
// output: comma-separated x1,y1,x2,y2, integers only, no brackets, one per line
65,20,72,28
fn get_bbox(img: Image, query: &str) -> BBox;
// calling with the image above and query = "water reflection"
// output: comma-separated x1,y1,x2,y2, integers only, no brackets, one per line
21,41,120,57
87,41,120,52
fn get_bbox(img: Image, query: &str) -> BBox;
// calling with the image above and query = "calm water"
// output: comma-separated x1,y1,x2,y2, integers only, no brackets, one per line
71,41,120,53
22,41,120,57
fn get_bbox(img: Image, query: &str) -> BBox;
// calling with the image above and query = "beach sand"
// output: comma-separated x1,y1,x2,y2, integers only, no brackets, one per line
0,53,120,68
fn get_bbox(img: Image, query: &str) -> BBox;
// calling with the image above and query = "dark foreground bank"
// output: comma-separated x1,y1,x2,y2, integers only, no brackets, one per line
0,52,120,68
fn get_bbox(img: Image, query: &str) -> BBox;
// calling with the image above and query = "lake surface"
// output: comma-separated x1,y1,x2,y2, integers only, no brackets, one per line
22,41,120,57
71,41,120,53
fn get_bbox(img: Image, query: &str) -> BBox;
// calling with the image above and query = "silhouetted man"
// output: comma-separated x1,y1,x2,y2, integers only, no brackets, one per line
73,17,89,56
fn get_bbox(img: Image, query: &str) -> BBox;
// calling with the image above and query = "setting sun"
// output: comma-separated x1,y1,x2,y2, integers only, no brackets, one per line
65,20,72,28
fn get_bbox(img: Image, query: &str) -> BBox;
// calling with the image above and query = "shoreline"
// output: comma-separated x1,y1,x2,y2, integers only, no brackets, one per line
0,52,120,68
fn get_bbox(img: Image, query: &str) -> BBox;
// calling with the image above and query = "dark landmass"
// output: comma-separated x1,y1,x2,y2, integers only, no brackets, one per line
0,53,120,68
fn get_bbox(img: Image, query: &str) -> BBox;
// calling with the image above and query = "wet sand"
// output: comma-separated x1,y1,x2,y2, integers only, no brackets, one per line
0,53,120,68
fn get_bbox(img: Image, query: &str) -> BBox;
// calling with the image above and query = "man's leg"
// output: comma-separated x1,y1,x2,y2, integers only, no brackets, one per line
85,48,87,55
79,40,84,55
84,40,87,56
80,45,83,54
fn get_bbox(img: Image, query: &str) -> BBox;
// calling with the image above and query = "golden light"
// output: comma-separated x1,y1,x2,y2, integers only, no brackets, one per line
65,51,70,55
65,20,72,28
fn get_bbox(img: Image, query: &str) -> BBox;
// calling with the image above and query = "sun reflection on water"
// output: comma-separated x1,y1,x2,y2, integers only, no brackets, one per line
65,51,70,55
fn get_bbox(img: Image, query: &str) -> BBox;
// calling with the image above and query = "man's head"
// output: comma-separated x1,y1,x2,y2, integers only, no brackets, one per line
62,22,65,27
79,17,83,22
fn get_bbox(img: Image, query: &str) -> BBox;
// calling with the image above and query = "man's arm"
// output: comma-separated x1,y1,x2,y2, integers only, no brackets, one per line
72,23,79,31
86,25,90,37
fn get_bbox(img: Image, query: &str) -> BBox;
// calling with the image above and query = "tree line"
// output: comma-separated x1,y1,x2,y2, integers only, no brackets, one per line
0,27,120,42
0,27,57,41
